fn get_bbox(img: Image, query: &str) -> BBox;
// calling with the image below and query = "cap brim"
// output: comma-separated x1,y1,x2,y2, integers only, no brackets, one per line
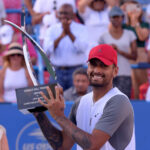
88,56,113,66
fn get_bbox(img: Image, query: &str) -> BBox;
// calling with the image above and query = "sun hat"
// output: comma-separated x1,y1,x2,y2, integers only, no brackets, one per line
4,42,23,58
88,44,117,66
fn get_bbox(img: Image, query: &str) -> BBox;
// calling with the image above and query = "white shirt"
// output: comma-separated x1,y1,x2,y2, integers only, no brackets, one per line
99,29,136,76
76,87,135,150
43,21,89,67
33,0,76,40
3,68,28,103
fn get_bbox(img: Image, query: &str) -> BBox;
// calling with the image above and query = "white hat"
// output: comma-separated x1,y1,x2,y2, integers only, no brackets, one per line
0,24,14,45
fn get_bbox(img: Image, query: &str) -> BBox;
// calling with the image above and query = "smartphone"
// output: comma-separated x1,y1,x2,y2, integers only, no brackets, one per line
126,3,141,12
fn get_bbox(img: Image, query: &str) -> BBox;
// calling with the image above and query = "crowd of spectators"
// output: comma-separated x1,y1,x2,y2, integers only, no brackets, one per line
0,0,150,103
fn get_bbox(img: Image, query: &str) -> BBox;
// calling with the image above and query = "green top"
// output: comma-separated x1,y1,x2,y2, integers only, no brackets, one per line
123,22,149,47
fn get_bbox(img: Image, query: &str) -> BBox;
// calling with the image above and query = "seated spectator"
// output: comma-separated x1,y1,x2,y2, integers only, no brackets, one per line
0,125,9,150
99,6,137,98
78,0,110,44
43,3,89,90
121,0,149,99
0,42,33,102
64,67,92,101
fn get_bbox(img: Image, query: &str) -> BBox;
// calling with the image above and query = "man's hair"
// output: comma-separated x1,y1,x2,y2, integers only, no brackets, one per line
72,67,88,79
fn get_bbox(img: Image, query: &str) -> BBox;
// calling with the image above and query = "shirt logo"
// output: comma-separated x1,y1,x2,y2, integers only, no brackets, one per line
98,49,102,53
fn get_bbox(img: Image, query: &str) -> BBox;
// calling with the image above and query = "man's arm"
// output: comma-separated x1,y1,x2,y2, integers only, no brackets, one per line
24,0,36,16
32,112,63,149
111,40,137,60
55,116,110,150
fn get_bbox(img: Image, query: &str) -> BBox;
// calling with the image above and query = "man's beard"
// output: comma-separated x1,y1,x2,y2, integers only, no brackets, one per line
89,78,108,87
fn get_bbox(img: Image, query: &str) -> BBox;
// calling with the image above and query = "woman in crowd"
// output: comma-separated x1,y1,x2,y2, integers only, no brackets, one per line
0,42,33,102
122,0,149,99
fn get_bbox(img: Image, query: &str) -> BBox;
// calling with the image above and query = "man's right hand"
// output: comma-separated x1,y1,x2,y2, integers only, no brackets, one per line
62,19,72,34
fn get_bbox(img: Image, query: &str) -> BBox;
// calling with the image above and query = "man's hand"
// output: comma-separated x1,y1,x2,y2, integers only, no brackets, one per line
62,19,72,34
39,86,65,120
111,44,120,53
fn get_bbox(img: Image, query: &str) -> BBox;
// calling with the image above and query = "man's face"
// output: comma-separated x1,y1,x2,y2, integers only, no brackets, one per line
91,0,105,11
110,16,123,28
57,5,74,22
73,74,89,94
87,59,118,87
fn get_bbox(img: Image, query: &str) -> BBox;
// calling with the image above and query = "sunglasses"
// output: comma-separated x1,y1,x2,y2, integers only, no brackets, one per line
10,54,22,57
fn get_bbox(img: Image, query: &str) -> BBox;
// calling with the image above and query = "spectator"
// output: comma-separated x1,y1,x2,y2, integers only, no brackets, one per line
78,0,110,44
43,3,89,90
0,42,33,102
122,0,149,99
64,67,92,101
0,0,6,26
31,0,76,44
0,125,9,150
99,6,137,98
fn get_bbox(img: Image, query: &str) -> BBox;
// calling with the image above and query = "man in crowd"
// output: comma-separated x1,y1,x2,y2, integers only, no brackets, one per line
64,67,92,101
43,3,89,90
32,44,135,150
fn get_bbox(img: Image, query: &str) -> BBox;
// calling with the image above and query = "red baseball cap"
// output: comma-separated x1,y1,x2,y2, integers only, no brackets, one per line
88,44,117,66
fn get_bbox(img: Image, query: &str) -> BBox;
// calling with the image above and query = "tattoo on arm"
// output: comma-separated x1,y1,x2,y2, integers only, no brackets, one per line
56,116,92,149
33,112,63,150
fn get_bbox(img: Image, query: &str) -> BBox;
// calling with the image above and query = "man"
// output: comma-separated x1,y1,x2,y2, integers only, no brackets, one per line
64,67,92,101
99,6,137,98
33,44,135,150
30,0,76,42
43,4,89,90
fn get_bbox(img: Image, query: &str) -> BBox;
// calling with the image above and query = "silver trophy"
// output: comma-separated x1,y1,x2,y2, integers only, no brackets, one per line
4,7,56,114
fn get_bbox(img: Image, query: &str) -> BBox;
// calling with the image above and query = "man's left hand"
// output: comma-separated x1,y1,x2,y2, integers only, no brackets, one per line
38,86,65,120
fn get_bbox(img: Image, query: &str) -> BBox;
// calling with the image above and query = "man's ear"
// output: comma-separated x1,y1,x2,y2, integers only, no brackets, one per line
113,66,118,78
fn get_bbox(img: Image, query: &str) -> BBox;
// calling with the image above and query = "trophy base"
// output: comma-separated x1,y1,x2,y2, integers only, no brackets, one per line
16,83,56,114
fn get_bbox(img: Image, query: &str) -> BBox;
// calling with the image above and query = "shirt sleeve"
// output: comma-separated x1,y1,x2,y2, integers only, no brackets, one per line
95,95,133,136
128,30,137,42
69,98,81,125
